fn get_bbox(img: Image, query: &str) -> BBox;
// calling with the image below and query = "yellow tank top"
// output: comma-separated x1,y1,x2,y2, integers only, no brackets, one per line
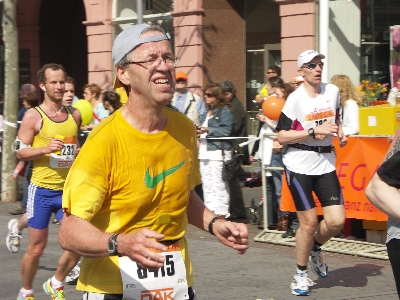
30,106,78,190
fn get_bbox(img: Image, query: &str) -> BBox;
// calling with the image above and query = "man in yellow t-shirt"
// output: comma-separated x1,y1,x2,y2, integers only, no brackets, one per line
251,65,281,162
59,24,249,300
255,65,281,103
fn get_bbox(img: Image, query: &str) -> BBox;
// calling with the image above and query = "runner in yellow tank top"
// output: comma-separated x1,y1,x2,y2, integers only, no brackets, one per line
10,64,82,300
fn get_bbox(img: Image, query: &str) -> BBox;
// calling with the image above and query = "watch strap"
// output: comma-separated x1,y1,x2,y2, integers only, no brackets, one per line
208,216,220,236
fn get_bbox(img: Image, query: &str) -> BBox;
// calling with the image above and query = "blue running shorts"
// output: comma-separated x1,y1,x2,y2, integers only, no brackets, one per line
26,182,64,229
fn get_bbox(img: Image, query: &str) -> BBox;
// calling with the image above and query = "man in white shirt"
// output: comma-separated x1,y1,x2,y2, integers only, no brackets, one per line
276,50,348,296
171,71,205,125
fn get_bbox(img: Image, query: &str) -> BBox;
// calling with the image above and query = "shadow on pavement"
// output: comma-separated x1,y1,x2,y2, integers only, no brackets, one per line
313,264,384,289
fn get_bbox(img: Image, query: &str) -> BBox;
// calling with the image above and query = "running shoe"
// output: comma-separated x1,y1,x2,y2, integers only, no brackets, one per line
290,271,315,296
16,290,35,300
43,278,65,300
309,248,328,278
6,218,21,253
281,227,296,238
65,261,81,285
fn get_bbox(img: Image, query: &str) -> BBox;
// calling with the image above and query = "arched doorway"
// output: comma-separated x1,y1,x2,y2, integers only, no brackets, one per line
39,0,88,97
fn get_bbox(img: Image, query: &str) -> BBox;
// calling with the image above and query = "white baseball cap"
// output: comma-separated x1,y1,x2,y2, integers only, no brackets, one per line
297,50,325,68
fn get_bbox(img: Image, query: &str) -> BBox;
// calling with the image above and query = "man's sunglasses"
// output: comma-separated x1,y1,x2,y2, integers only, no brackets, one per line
303,62,324,70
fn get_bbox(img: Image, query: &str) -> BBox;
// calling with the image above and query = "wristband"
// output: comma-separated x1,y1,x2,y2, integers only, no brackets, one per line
208,216,220,236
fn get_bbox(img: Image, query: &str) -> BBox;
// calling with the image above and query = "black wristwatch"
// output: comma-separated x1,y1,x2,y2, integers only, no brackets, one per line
108,233,119,256
308,128,315,139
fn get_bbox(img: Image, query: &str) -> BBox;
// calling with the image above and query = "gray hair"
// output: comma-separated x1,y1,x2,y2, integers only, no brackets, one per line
220,80,237,96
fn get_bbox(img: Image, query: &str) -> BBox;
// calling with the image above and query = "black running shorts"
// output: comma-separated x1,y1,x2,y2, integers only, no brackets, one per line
285,169,344,211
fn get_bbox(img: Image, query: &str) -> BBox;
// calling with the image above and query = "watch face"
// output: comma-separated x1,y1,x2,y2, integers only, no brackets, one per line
108,240,115,253
108,238,117,254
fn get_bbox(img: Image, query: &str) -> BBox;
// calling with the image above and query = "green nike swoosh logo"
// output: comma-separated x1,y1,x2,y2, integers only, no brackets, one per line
144,160,186,188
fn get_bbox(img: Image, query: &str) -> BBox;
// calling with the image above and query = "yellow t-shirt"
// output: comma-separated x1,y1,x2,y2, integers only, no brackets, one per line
115,87,128,104
258,84,269,98
31,106,78,190
62,107,201,294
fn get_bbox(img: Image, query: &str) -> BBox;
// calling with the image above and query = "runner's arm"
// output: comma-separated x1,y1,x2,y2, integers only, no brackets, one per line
277,122,339,145
59,212,168,269
366,174,400,222
16,109,63,161
187,190,249,254
366,127,400,222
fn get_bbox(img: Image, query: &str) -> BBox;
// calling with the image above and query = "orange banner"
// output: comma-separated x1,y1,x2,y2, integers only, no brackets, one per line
281,136,390,221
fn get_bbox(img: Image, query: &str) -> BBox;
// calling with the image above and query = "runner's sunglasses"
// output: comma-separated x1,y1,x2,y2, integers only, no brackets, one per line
302,62,324,70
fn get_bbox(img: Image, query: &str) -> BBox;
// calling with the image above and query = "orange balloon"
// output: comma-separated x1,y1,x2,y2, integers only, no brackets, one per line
262,96,285,121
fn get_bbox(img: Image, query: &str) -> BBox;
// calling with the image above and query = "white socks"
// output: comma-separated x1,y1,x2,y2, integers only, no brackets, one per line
20,288,34,296
50,275,63,288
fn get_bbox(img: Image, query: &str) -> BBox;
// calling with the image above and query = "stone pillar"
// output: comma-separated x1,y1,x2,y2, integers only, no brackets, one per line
276,0,316,82
82,0,114,89
171,0,204,96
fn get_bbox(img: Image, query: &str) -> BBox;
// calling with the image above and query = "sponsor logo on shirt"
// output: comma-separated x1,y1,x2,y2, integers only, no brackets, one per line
141,287,174,300
306,110,334,121
144,160,186,188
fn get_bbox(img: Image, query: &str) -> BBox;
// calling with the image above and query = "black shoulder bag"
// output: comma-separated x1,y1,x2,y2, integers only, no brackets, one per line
218,106,245,181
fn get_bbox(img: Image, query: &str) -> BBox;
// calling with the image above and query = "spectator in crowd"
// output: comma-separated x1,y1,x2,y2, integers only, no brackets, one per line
81,83,109,130
171,71,205,125
291,76,304,90
251,66,281,162
102,90,122,114
14,84,37,207
198,83,234,218
256,76,293,231
255,65,281,103
170,72,206,200
10,91,40,216
387,76,400,105
249,66,281,162
331,74,361,136
220,80,249,220
17,84,37,129
331,74,363,240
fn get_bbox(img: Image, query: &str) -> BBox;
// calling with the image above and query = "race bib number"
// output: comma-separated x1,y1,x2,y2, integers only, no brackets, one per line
119,244,189,300
49,143,77,168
